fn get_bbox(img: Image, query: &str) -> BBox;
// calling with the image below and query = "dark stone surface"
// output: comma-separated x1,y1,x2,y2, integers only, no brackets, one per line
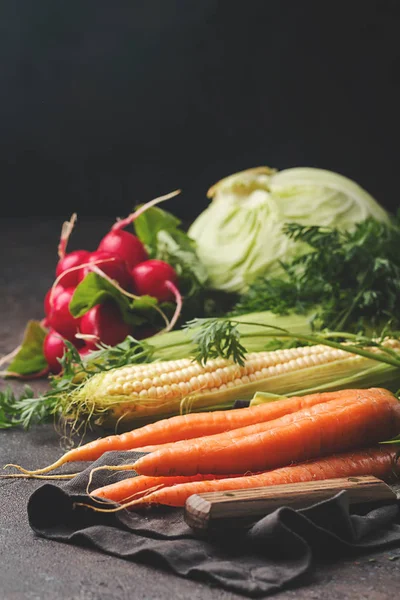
1,219,400,599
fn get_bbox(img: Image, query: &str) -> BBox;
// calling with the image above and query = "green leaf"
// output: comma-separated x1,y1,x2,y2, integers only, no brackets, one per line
135,206,208,299
7,320,48,376
69,272,158,326
232,216,400,334
69,272,117,317
156,230,208,293
0,385,58,430
69,272,126,317
134,205,182,251
0,387,20,428
184,318,247,366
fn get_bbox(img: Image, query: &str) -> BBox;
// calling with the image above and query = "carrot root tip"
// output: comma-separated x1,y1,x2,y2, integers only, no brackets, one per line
0,472,78,480
86,464,136,496
76,485,163,513
3,457,67,476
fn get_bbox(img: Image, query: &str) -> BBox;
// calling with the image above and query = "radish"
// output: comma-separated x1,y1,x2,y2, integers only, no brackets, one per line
96,189,181,270
41,317,50,328
131,259,182,331
44,329,84,374
98,230,148,269
79,251,131,290
79,301,131,349
44,284,65,317
56,250,90,287
43,330,69,374
131,260,178,302
47,287,81,341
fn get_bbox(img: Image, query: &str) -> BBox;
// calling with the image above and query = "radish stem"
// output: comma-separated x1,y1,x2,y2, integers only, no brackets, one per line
112,189,181,232
58,213,77,259
162,281,182,333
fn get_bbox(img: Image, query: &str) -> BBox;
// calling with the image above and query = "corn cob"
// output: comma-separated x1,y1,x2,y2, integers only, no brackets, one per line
65,339,400,428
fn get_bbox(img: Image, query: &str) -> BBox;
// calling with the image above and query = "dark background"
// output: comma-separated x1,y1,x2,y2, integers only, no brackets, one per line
1,0,399,221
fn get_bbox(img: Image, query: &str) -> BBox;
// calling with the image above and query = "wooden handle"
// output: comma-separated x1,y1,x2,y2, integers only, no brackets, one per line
184,476,396,530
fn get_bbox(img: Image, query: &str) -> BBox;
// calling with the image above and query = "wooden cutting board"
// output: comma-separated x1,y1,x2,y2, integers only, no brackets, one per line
184,476,398,530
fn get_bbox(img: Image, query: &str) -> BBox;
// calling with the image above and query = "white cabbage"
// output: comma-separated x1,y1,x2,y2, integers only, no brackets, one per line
188,167,390,293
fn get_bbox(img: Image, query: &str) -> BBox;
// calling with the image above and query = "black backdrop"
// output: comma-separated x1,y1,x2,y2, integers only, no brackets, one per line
1,0,399,221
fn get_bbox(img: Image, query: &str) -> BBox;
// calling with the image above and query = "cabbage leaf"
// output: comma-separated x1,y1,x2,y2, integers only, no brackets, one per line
188,167,390,292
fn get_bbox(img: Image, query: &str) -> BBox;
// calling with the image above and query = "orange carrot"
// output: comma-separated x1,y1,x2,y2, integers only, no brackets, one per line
132,388,397,455
128,446,399,506
7,388,364,475
133,389,394,457
92,473,243,503
133,389,400,476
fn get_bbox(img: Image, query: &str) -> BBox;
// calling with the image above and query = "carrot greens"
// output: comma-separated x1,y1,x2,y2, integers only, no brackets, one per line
232,216,400,332
0,337,154,430
184,318,247,366
0,386,55,430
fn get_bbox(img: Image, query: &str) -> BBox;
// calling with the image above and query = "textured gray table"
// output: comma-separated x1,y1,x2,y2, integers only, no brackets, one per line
1,218,400,600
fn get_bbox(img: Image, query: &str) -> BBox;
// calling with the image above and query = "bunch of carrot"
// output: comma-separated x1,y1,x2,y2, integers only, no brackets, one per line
7,387,400,509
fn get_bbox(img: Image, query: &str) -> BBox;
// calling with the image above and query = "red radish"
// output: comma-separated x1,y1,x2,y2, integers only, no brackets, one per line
98,230,147,269
43,330,69,374
56,250,90,287
131,260,178,303
44,284,65,317
47,287,81,341
79,251,131,290
79,302,131,349
96,190,180,269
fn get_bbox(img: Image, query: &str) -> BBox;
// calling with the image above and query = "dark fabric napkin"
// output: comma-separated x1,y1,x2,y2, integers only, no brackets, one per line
28,451,400,598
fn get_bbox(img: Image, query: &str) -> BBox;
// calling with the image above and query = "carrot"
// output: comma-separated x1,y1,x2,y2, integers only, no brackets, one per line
133,389,400,476
126,446,400,507
92,473,243,503
71,389,398,483
6,388,364,475
134,389,394,458
132,388,397,455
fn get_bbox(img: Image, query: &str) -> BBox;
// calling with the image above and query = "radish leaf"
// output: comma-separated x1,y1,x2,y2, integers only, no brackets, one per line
134,206,208,296
6,320,48,376
134,205,181,250
70,272,158,326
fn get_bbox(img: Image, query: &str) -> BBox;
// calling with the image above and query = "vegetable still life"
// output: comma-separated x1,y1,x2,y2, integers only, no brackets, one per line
3,165,400,597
